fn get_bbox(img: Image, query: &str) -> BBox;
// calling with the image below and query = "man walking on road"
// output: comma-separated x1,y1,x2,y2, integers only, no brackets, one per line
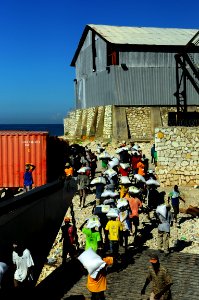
141,253,172,300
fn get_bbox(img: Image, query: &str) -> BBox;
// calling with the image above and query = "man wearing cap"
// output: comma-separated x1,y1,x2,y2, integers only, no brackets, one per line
141,253,172,299
60,217,76,263
64,162,74,179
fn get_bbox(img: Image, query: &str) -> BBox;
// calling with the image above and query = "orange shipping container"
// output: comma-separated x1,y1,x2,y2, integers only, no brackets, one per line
0,131,48,188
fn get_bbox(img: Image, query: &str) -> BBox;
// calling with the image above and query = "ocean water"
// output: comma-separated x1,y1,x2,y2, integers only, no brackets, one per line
0,124,64,137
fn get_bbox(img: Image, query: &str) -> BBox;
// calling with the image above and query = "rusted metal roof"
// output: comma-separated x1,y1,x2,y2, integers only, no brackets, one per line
88,24,198,46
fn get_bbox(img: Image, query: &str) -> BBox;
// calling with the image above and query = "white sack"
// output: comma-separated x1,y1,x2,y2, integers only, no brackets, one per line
108,157,119,168
120,163,130,169
86,216,101,229
103,199,115,205
78,248,106,279
104,168,117,178
101,190,119,198
77,167,91,173
90,177,106,185
134,174,146,183
120,176,131,184
146,179,160,186
117,198,128,209
99,151,111,159
129,186,140,194
95,205,110,213
106,208,119,218
156,205,167,219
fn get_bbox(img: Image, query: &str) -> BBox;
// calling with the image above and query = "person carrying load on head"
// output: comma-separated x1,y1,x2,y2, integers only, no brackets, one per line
125,187,142,240
78,248,113,300
156,204,173,255
23,163,35,192
64,162,74,179
105,209,123,259
80,216,101,253
137,158,145,177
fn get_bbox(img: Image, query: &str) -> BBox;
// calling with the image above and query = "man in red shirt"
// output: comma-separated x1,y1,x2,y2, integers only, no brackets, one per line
131,152,141,174
125,191,142,239
118,163,131,177
59,217,76,263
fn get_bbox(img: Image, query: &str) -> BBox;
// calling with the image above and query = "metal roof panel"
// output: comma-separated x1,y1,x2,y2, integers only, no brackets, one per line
88,24,199,46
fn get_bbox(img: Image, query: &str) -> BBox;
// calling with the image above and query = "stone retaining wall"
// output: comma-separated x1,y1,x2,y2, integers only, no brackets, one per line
63,105,198,142
126,107,152,140
155,127,199,186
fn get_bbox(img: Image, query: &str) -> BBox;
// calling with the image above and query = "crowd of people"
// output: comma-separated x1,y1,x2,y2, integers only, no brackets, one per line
61,141,179,300
0,141,187,299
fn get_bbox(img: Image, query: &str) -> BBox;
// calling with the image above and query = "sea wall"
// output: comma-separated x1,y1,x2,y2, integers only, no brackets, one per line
155,127,199,187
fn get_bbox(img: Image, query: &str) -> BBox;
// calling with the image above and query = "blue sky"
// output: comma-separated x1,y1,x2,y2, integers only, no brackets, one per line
0,0,198,124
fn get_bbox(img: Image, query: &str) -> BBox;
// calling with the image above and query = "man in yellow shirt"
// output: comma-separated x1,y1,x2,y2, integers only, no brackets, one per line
105,217,123,258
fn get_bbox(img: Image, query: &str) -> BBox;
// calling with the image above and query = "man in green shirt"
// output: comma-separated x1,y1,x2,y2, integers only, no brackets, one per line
80,219,101,252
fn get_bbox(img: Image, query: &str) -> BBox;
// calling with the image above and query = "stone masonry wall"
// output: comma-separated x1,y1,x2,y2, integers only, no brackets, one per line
126,107,152,140
103,105,113,139
64,111,76,137
155,127,199,187
64,106,199,143
86,107,97,137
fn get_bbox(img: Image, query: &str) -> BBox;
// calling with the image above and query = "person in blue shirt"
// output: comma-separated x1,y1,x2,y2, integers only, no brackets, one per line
168,185,185,225
23,163,35,192
150,144,155,164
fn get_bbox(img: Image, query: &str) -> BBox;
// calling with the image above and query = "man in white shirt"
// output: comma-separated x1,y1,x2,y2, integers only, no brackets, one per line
12,241,34,287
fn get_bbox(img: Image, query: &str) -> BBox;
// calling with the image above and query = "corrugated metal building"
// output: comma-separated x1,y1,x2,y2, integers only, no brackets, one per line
71,25,199,109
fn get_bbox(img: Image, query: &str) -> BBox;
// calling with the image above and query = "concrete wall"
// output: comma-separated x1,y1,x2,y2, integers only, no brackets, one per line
155,127,199,186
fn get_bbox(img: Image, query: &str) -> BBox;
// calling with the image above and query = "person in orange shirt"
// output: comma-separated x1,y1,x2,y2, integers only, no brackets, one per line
64,162,74,179
137,159,145,176
125,191,142,239
87,255,113,300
